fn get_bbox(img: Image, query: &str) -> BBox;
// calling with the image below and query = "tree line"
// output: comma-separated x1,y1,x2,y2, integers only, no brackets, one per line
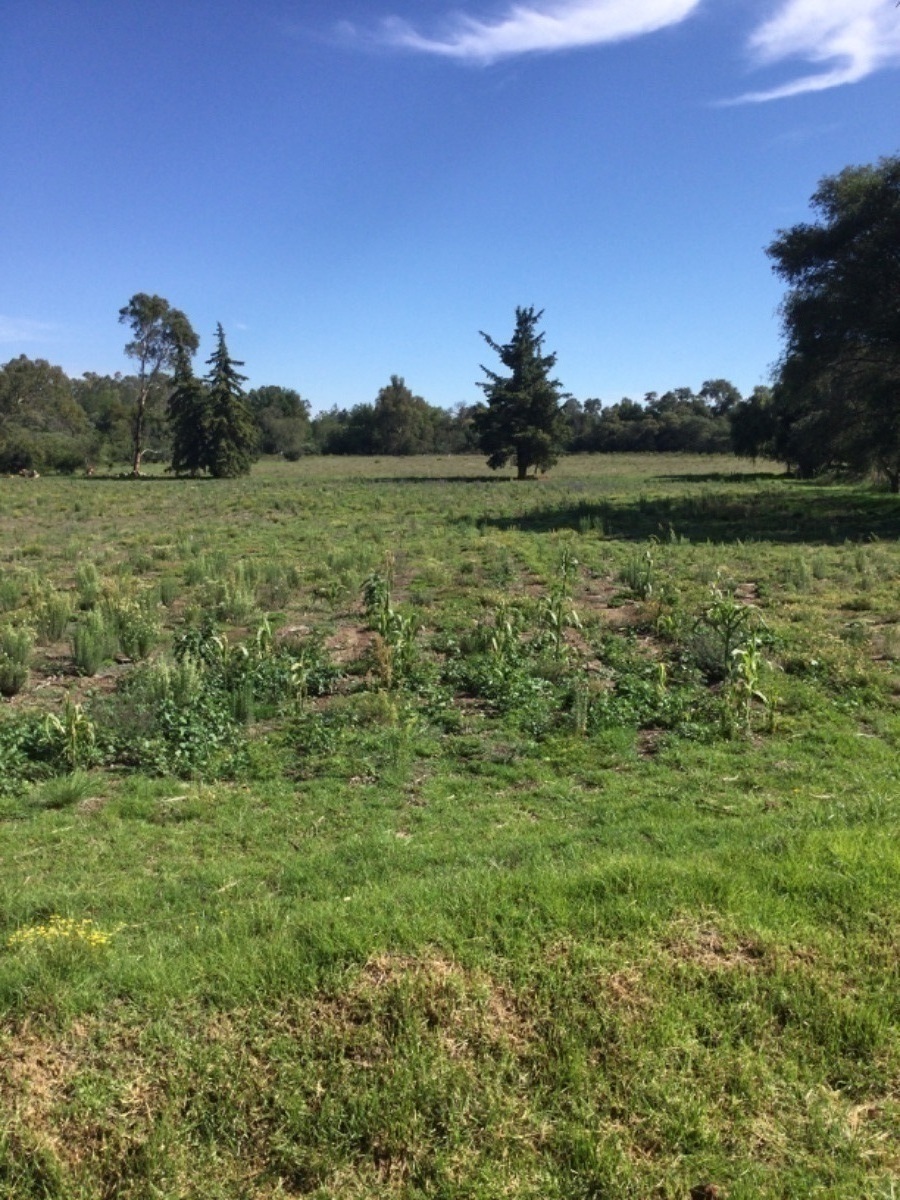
2,151,897,483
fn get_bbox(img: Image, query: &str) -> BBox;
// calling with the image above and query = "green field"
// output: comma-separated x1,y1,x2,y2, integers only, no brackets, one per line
1,454,898,1198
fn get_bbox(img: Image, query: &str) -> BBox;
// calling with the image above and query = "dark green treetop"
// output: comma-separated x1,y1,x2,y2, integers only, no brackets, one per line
475,306,567,480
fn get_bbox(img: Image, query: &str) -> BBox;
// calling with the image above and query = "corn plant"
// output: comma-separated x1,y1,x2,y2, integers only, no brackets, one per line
44,696,96,771
361,558,419,688
723,636,769,736
539,545,581,660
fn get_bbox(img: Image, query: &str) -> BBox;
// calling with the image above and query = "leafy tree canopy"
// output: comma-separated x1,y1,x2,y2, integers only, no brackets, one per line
119,293,198,475
767,155,900,489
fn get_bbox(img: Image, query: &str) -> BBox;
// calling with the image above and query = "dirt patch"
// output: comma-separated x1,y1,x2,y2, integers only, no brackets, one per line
325,623,375,666
665,921,767,971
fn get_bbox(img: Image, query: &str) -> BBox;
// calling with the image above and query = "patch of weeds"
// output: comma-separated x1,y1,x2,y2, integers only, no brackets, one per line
0,711,57,796
103,593,161,661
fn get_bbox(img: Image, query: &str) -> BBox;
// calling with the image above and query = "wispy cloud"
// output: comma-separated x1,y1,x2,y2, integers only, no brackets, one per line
738,0,900,102
378,0,703,64
367,0,900,100
0,316,57,345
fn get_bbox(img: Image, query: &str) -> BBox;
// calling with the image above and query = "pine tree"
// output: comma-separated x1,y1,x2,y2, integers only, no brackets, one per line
475,306,566,479
203,324,257,478
167,349,211,475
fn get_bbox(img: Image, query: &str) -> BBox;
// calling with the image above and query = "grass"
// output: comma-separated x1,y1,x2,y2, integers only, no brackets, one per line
0,454,898,1197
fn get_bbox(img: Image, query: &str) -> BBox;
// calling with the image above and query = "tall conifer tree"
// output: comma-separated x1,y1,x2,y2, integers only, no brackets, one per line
475,307,566,479
203,325,257,478
167,348,210,475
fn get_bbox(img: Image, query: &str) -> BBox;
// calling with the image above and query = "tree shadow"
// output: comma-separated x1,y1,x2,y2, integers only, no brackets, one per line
652,471,785,485
85,473,217,483
355,475,513,485
475,484,900,544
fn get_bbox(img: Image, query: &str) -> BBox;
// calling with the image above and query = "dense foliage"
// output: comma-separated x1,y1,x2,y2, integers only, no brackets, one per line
765,154,900,489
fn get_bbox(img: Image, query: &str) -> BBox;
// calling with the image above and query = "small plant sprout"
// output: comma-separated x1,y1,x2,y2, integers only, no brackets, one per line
724,636,769,736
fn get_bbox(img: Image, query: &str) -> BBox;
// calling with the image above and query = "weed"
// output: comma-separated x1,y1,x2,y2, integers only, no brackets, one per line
71,609,117,675
0,625,33,696
29,769,96,809
619,545,656,599
34,588,73,641
75,561,102,609
7,914,120,950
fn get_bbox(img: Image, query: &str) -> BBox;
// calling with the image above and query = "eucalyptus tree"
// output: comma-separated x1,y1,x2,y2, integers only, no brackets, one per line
119,293,198,475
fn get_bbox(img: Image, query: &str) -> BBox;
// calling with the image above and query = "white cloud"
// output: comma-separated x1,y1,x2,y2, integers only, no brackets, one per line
379,0,703,63
738,0,900,102
0,316,56,345
370,0,900,98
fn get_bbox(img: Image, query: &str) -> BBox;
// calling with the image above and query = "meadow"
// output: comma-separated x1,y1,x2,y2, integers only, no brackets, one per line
1,453,898,1198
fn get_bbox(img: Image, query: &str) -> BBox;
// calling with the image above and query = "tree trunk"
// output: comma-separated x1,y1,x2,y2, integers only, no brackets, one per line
131,376,149,476
888,468,900,494
516,456,528,480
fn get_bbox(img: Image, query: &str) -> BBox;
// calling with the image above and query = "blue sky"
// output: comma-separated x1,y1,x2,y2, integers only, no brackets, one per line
1,1,898,412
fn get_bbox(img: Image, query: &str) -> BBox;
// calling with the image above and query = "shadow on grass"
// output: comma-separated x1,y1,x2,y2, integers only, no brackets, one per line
476,483,900,544
652,472,786,485
85,473,217,483
355,475,514,485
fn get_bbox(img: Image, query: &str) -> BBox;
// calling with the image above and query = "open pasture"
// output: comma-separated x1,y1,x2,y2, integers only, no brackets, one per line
1,454,899,1198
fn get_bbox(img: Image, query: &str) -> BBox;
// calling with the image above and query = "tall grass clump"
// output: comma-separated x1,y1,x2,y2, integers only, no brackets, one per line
75,561,102,609
618,546,656,600
0,573,27,614
34,588,73,641
71,610,117,676
0,625,34,696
